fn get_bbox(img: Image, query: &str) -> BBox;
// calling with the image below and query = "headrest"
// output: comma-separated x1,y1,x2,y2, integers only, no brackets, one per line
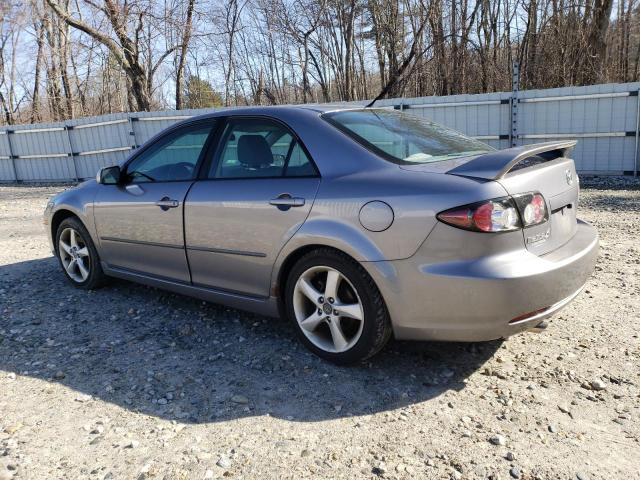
237,135,273,168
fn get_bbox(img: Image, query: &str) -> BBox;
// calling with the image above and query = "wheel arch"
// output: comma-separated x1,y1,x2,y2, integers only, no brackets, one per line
271,219,388,303
273,243,395,323
51,209,81,250
275,244,361,299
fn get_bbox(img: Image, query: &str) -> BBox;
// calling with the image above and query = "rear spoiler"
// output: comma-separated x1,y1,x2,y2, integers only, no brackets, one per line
447,140,577,180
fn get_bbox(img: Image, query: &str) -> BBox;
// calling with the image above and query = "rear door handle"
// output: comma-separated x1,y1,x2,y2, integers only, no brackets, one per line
155,197,180,210
269,194,305,208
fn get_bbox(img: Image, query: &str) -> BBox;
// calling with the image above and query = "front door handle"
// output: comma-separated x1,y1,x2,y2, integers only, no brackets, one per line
155,197,180,211
269,194,305,209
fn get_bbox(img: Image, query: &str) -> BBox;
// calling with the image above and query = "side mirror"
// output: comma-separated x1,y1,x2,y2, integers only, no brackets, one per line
97,165,121,185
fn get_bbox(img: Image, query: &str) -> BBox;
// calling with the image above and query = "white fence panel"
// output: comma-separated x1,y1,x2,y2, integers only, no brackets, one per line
1,82,639,182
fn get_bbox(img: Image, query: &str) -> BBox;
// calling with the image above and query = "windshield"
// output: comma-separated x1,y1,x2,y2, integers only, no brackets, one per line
323,109,494,165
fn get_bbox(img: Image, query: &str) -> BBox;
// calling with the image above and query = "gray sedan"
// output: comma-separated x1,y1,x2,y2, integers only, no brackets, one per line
44,107,599,364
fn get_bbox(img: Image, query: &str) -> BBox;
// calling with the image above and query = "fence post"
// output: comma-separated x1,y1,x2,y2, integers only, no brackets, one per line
4,130,18,182
634,88,639,177
511,62,520,147
127,113,138,149
64,124,80,181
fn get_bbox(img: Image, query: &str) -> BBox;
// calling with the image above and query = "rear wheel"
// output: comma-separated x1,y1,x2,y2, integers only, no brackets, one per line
285,248,392,365
55,217,107,289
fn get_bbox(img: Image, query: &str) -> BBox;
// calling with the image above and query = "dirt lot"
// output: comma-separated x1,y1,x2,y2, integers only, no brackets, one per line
0,179,639,480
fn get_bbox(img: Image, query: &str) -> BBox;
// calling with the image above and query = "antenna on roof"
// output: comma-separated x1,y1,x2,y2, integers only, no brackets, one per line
365,97,378,108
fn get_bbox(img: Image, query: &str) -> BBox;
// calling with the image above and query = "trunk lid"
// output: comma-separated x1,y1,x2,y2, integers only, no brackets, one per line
445,141,579,256
497,158,578,255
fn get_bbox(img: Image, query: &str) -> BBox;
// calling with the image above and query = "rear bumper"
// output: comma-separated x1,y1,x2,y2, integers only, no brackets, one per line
364,219,599,342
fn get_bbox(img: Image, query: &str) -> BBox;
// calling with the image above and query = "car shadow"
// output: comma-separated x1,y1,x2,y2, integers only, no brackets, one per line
0,257,502,423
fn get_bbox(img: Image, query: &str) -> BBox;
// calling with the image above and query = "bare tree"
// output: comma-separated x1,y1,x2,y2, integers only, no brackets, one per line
45,0,182,111
0,2,26,124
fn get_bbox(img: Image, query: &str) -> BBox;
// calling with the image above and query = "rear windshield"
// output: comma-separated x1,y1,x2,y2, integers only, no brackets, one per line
323,109,493,165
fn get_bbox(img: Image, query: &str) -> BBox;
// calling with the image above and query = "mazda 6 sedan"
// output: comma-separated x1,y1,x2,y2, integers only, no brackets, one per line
44,106,599,364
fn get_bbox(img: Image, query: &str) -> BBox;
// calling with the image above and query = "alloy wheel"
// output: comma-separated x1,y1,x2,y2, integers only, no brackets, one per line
292,265,364,353
58,227,91,283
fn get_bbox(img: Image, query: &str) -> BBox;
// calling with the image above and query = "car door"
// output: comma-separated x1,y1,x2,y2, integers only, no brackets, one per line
94,121,216,282
184,116,321,297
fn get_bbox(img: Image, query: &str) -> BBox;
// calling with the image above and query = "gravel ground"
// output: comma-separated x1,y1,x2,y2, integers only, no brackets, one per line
0,178,639,480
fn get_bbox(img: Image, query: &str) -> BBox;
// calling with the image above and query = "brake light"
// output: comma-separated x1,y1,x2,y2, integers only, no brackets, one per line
437,198,520,232
513,192,548,227
437,192,549,233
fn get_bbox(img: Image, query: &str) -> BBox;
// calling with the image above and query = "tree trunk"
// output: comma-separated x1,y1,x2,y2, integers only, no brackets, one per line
585,0,614,83
31,17,45,123
175,0,195,110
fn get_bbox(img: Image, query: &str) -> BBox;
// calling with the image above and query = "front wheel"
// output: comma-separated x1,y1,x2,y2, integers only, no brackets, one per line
55,217,107,289
284,248,392,365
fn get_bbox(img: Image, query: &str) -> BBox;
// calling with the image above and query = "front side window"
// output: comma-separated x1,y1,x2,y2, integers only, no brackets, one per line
126,124,214,183
323,109,493,164
211,118,316,178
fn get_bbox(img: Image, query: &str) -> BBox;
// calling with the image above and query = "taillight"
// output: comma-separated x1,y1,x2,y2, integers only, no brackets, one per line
513,192,548,227
437,198,521,233
437,192,548,233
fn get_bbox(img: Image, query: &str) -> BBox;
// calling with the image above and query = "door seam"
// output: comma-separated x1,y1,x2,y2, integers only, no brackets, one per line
268,178,323,296
182,180,198,285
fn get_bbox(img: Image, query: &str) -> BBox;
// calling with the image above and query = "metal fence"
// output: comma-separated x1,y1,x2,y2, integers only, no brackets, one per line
1,81,639,182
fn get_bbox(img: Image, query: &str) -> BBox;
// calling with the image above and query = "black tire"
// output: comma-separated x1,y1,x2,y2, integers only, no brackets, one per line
284,248,392,365
55,216,107,290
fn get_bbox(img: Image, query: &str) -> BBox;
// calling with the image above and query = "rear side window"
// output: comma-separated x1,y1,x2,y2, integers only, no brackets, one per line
211,118,316,178
323,109,493,165
286,143,316,176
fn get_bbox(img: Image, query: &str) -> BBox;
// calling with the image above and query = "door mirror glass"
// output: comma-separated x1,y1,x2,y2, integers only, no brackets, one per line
97,165,121,185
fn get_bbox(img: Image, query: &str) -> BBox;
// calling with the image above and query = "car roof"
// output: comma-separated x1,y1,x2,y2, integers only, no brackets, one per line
185,104,375,123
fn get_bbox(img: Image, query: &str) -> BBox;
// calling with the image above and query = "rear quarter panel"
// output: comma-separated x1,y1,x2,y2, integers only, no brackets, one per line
271,167,510,294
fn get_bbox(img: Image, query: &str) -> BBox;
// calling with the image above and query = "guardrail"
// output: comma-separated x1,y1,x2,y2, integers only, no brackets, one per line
1,82,639,182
